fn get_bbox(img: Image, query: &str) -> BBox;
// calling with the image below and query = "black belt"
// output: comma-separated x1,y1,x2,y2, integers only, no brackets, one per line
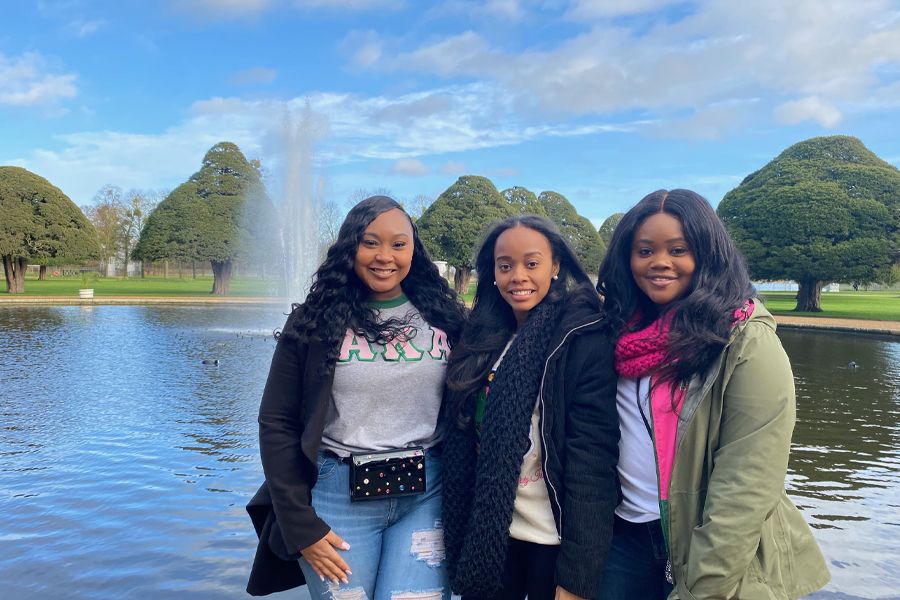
321,449,353,465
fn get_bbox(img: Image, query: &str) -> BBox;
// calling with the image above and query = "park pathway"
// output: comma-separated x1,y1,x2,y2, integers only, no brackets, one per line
774,315,900,335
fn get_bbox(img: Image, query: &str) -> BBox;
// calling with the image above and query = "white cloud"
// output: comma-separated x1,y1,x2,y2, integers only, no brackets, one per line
173,0,402,19
0,52,78,107
368,95,452,126
293,0,403,7
359,0,900,132
774,96,842,128
646,107,751,141
9,85,631,206
173,0,274,18
566,0,683,19
486,0,523,19
338,30,386,69
438,160,466,175
73,19,106,38
230,66,278,85
427,0,525,21
388,158,431,176
7,119,265,206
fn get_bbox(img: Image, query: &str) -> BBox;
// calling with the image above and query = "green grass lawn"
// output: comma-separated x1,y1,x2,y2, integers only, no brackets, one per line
9,277,894,321
759,290,900,322
1,275,274,297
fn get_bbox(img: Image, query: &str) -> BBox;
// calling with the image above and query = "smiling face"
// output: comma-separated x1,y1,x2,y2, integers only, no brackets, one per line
353,208,415,301
494,225,560,329
630,212,696,308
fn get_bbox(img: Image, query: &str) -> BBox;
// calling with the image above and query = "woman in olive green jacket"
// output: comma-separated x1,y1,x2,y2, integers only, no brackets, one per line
595,189,829,600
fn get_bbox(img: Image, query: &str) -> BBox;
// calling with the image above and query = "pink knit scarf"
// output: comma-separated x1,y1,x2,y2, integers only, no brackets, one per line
614,313,674,378
615,300,755,377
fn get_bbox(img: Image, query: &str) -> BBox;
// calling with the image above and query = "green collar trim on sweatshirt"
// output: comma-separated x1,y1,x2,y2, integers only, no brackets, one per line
368,293,409,309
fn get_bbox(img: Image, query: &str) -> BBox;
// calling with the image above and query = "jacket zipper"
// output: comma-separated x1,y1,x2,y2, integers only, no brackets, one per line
538,316,603,540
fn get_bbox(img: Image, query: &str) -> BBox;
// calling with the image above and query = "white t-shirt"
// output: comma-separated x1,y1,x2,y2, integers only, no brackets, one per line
615,376,661,523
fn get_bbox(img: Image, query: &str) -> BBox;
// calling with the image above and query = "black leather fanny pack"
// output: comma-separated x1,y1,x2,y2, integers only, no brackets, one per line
349,447,426,501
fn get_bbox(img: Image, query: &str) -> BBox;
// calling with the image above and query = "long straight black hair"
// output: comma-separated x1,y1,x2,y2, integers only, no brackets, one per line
446,214,599,403
596,189,756,385
280,196,467,373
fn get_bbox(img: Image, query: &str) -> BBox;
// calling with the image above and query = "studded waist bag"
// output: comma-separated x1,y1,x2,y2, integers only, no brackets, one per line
349,447,426,501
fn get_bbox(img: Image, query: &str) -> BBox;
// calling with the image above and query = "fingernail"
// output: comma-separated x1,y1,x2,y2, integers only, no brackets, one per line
333,579,339,586
341,542,351,550
345,570,353,576
319,575,325,582
342,577,349,584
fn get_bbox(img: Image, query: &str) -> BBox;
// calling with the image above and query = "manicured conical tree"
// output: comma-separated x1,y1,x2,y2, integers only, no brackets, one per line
501,186,548,217
0,166,100,293
718,136,900,312
133,142,276,294
417,175,513,294
598,212,624,246
538,191,606,274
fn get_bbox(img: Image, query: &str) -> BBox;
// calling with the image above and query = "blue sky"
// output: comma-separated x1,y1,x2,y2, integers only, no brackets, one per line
3,0,900,227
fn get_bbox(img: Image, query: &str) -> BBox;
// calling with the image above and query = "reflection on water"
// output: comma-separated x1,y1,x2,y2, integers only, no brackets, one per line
780,329,900,600
0,305,293,599
1,308,898,599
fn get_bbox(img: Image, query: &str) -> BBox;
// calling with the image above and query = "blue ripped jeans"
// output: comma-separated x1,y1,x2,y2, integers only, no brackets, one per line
298,448,449,600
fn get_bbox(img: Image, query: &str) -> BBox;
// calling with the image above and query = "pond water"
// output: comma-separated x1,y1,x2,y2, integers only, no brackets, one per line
0,306,898,599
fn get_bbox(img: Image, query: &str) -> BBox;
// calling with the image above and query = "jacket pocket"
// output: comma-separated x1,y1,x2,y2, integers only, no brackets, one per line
756,500,792,598
731,555,780,600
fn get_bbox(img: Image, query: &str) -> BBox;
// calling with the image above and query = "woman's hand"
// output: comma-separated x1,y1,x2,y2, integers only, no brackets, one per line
300,530,352,585
555,586,587,600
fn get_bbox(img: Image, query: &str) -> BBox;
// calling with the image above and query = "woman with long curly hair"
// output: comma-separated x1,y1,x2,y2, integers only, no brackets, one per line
594,189,828,599
441,215,619,600
246,196,467,599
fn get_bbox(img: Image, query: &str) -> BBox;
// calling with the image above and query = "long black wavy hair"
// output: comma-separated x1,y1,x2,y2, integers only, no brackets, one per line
446,215,600,405
280,195,467,374
596,189,756,385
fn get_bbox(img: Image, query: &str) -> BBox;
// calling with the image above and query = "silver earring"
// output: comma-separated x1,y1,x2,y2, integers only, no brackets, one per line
553,275,558,280
493,281,497,286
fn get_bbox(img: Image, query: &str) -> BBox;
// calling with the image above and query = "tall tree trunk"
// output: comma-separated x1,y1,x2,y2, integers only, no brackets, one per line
140,262,145,278
192,261,196,280
211,260,232,295
178,261,183,279
3,256,27,293
38,265,47,281
164,260,169,279
123,256,129,279
454,266,472,296
795,279,824,312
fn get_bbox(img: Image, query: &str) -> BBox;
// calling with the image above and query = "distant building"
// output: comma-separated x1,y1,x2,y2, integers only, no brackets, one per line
433,260,448,280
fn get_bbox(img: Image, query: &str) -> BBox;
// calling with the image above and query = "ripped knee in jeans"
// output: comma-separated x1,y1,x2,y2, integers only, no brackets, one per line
326,582,368,600
410,519,446,567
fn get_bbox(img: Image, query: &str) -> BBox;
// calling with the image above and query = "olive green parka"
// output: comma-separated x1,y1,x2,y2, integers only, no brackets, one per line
666,301,830,599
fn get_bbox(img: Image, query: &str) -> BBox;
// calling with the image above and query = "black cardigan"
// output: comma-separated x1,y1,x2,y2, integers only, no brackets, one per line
442,303,620,599
246,307,336,596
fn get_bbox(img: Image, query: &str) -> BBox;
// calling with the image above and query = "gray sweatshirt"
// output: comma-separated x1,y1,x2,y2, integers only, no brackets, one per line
320,294,450,457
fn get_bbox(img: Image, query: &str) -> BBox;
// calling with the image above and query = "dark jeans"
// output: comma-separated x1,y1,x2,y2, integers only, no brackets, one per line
594,515,674,600
463,538,561,600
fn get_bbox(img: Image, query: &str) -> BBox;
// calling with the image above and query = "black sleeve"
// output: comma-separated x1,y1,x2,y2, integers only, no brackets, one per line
556,330,620,598
258,310,331,555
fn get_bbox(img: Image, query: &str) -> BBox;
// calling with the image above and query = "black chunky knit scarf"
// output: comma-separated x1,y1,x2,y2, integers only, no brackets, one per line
442,297,566,597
